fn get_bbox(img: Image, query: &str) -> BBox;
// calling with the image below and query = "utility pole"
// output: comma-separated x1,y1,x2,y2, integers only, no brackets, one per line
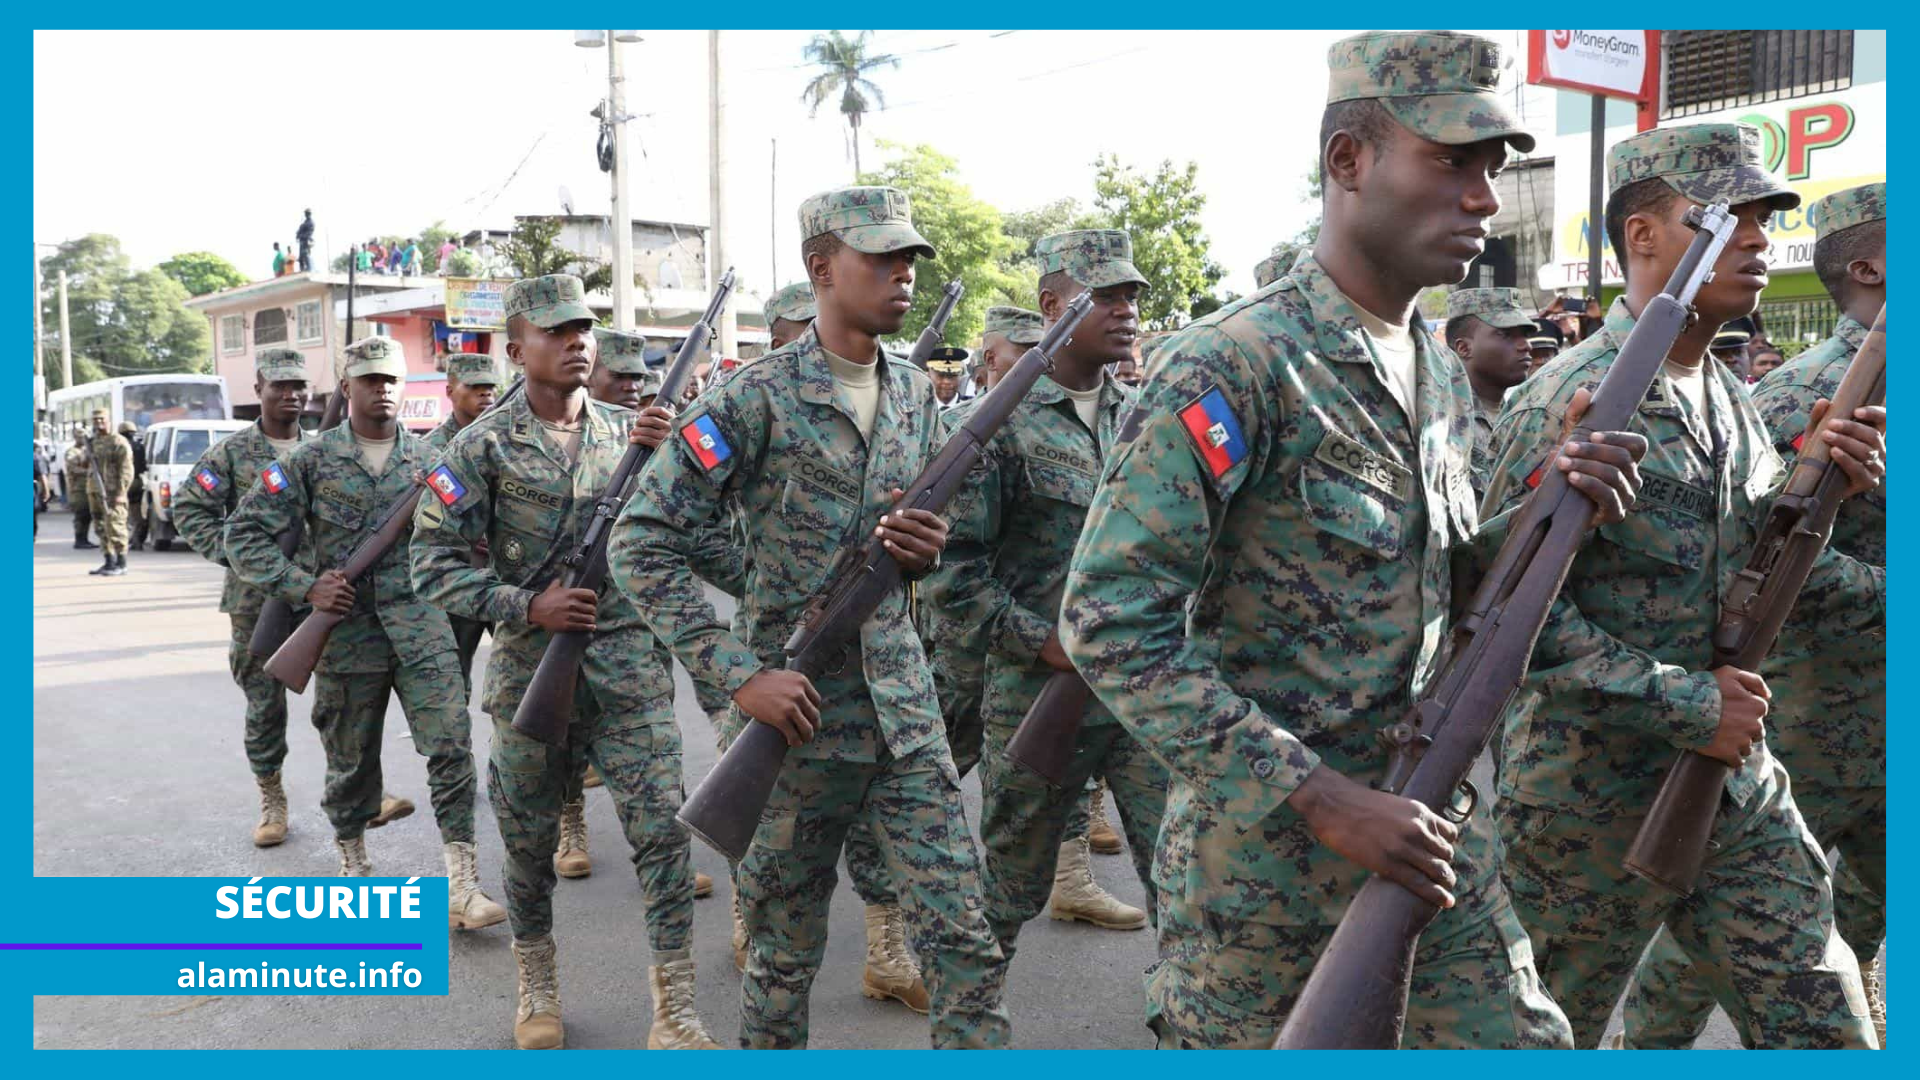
709,29,737,357
770,137,778,292
58,269,72,390
32,250,45,388
607,31,636,331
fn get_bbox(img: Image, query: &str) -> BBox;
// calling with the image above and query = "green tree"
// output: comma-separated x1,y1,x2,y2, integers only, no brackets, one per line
1088,154,1223,330
418,221,457,273
157,251,247,297
858,141,1020,350
38,234,210,389
1291,163,1324,247
997,197,1103,308
500,216,612,294
801,30,899,181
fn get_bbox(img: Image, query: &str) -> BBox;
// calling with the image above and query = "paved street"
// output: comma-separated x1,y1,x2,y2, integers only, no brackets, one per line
31,512,1743,1049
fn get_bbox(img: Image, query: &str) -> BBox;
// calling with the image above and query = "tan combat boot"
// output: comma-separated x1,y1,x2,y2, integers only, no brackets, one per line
512,935,565,1049
444,841,508,930
581,763,603,789
553,799,591,879
1867,952,1886,1049
731,891,748,973
252,772,288,847
1086,778,1123,855
647,956,723,1048
368,791,415,829
861,904,931,1013
336,836,372,877
1049,836,1147,929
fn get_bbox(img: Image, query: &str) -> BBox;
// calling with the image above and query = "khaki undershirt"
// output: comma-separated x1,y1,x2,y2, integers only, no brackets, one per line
353,431,396,475
1663,358,1709,419
537,418,585,467
1330,280,1420,416
1062,381,1102,432
824,348,881,439
265,434,300,456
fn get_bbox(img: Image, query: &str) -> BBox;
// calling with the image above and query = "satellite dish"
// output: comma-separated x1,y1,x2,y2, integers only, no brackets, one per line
558,185,576,216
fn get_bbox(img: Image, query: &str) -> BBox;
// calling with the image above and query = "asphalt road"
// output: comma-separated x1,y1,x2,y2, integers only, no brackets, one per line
31,513,1744,1049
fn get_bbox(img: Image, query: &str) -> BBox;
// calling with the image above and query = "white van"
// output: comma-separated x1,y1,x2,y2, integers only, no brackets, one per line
138,419,252,551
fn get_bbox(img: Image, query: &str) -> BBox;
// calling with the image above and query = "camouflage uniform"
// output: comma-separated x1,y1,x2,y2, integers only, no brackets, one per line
1621,183,1887,1048
1443,287,1537,499
64,442,94,544
85,416,135,555
1059,33,1566,1050
609,187,1011,1049
1252,243,1303,291
225,340,475,846
928,230,1164,958
425,352,505,694
1481,125,1880,1049
170,348,312,779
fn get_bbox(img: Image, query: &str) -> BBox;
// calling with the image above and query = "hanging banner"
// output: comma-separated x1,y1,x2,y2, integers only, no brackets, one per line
443,278,506,331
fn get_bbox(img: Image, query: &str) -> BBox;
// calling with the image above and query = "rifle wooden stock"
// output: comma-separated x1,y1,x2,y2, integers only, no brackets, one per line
1624,305,1887,897
1274,204,1737,1050
677,292,1095,862
1004,670,1092,785
904,279,964,369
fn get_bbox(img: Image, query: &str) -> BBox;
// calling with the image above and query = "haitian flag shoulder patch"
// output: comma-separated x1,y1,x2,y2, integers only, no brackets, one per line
193,467,221,493
680,414,733,471
260,462,290,494
1176,386,1248,480
427,464,467,506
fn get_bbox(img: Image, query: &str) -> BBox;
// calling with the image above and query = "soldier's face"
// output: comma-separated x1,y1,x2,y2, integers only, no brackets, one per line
92,416,108,435
514,318,597,389
769,317,811,351
1529,345,1558,370
1750,349,1785,379
259,378,310,423
1460,322,1532,390
448,379,496,424
1356,126,1506,287
588,364,644,411
349,374,400,421
1655,199,1775,322
826,248,917,337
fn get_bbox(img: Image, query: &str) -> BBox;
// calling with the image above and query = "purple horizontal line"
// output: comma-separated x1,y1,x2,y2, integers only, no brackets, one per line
0,943,422,951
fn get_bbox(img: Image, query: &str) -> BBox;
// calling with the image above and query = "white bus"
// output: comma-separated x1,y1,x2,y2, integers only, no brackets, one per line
44,374,231,438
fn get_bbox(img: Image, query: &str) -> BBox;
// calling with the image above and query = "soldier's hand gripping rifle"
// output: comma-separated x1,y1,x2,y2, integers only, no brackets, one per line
1623,304,1887,897
510,270,737,745
263,377,527,693
1272,203,1737,1050
904,279,964,369
677,291,1095,861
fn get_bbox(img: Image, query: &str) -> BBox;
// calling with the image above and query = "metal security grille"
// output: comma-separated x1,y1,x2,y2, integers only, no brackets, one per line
1756,297,1838,351
1663,30,1853,118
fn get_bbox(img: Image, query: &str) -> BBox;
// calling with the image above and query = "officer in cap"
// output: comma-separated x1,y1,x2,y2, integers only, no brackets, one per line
1442,286,1537,497
926,346,969,406
1708,315,1756,379
764,282,818,351
1526,322,1563,369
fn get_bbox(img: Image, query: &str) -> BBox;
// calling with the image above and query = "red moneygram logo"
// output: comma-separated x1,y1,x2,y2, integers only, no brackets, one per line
1552,29,1572,48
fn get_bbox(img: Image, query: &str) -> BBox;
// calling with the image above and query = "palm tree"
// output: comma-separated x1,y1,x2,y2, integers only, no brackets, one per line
800,30,899,180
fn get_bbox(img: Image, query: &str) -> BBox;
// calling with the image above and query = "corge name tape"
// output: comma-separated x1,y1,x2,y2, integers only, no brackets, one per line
215,876,425,920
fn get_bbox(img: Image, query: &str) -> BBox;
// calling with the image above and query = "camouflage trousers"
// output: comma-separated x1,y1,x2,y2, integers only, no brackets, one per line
1498,774,1875,1048
449,615,488,700
936,668,985,779
1620,781,1886,1048
228,609,290,777
489,691,692,950
311,657,474,844
86,492,128,554
979,721,1165,961
738,742,1011,1048
1146,883,1569,1048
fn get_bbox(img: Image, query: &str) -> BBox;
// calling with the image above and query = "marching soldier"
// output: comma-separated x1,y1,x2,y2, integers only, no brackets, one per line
426,352,503,694
1059,31,1646,1048
225,337,506,939
1619,180,1889,1049
171,347,313,846
978,306,1042,391
1481,124,1886,1048
1441,287,1536,498
588,327,653,412
610,187,1010,1048
408,276,722,1051
764,283,817,351
932,228,1162,953
84,409,134,576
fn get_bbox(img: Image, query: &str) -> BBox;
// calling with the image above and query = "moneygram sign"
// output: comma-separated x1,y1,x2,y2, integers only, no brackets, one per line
1528,29,1659,106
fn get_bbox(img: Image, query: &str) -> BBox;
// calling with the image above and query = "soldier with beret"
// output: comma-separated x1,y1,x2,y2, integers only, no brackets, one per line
1441,286,1537,497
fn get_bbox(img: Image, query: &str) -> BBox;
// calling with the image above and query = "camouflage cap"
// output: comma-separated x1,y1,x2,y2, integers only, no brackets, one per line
1811,181,1885,240
1445,287,1537,331
446,352,501,387
985,305,1043,345
926,346,969,375
1326,31,1534,153
1607,122,1800,210
1254,242,1304,289
1036,229,1149,290
504,273,595,328
798,186,936,258
592,327,650,375
342,336,407,380
255,346,309,384
763,282,818,326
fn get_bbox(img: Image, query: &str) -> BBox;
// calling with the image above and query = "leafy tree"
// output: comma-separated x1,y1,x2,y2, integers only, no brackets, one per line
38,234,210,389
997,197,1103,308
444,247,485,278
500,216,612,294
1088,154,1224,330
1290,163,1324,247
801,30,899,180
157,251,247,297
858,141,1020,350
418,221,457,273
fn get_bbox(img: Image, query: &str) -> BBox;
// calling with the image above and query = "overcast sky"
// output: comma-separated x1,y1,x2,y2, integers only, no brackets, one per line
35,28,1548,304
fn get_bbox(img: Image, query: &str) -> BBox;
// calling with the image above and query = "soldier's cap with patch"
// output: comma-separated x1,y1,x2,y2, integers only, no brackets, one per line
798,186,936,258
1711,315,1756,351
1445,287,1537,331
592,327,650,375
446,352,502,387
763,282,817,326
1254,243,1304,289
1607,122,1799,210
1812,181,1885,240
984,305,1043,345
255,347,310,384
504,273,596,328
342,336,407,380
926,346,969,375
1326,31,1535,153
1036,229,1149,291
